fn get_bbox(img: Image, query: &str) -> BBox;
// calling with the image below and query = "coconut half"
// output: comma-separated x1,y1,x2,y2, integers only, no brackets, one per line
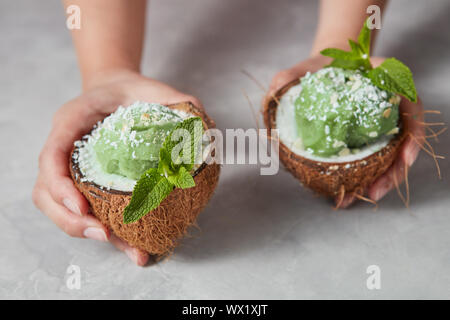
70,102,220,256
263,79,408,199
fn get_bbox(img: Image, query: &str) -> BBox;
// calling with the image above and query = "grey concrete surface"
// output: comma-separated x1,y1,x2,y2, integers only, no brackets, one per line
0,0,449,299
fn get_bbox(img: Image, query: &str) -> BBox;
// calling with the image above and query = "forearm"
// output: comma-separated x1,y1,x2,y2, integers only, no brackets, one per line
311,0,386,56
63,0,147,89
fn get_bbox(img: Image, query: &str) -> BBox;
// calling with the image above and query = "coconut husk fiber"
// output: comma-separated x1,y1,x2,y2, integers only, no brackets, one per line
70,102,220,256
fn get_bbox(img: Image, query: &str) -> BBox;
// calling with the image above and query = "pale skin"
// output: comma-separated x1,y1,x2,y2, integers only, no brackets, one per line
33,0,423,266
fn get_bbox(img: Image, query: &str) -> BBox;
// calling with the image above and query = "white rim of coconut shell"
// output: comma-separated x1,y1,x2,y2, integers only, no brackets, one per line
276,82,401,163
72,102,211,192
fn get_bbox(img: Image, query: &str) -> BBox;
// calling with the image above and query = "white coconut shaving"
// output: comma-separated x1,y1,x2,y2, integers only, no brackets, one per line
276,84,396,163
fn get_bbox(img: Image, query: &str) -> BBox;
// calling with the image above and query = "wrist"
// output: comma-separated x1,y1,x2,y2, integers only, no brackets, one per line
82,67,141,91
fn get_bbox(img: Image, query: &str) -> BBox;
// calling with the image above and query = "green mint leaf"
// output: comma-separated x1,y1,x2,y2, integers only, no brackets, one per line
160,146,195,189
159,140,196,189
357,19,371,54
123,116,202,223
367,58,418,102
320,48,359,60
320,20,418,100
329,58,370,71
321,41,372,72
167,166,195,189
158,147,175,176
321,20,373,72
123,169,174,224
163,117,203,171
348,39,363,54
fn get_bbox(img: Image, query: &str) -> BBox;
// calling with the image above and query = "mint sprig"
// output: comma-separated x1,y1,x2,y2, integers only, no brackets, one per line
367,58,417,102
122,168,174,224
321,22,372,71
320,19,417,102
123,117,203,224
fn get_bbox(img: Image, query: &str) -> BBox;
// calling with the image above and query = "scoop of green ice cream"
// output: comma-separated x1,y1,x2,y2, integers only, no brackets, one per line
93,102,184,180
294,67,400,157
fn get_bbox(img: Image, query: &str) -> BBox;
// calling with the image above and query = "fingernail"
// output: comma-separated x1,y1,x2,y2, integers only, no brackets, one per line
63,198,82,216
406,150,418,167
83,227,108,242
125,249,140,265
341,195,356,208
373,180,391,201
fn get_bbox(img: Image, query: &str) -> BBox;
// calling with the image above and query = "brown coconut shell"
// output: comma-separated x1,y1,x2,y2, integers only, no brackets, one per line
263,79,408,199
70,102,220,256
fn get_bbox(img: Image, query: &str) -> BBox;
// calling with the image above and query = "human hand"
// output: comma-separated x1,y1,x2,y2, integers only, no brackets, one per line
266,56,424,208
32,69,203,266
266,55,331,101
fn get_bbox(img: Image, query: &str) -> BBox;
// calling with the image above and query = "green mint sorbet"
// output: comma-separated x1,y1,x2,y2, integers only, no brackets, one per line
92,102,184,180
294,67,401,157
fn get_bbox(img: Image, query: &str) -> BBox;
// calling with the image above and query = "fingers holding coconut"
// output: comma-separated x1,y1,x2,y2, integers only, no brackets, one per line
33,172,148,265
50,175,91,217
267,55,331,99
39,100,106,216
38,141,90,217
368,98,424,202
334,193,357,209
70,101,220,257
32,181,109,241
163,92,205,113
33,72,215,263
109,234,149,267
335,98,424,205
268,69,299,99
114,74,205,112
264,21,422,207
368,157,407,202
398,97,424,167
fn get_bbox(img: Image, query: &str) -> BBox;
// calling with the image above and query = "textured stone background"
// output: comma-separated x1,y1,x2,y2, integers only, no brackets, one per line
0,0,449,299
